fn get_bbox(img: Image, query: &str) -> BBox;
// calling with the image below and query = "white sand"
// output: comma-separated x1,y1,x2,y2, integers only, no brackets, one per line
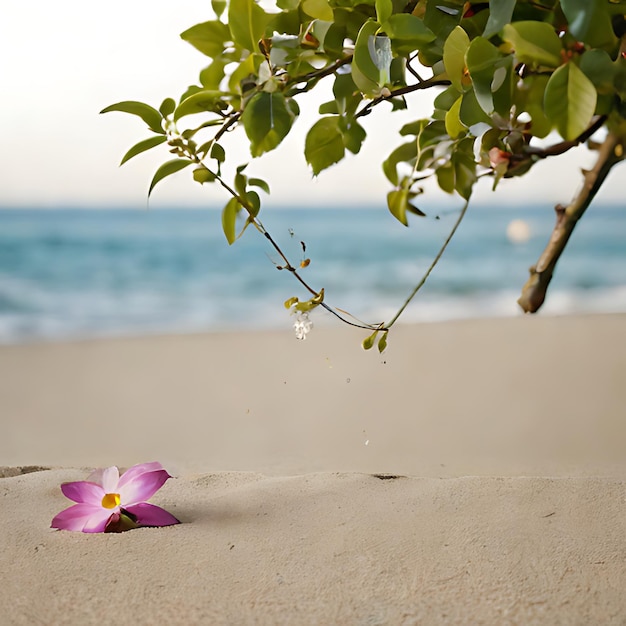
1,315,625,623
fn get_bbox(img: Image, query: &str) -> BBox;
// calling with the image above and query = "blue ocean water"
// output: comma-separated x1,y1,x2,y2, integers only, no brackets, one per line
0,204,624,343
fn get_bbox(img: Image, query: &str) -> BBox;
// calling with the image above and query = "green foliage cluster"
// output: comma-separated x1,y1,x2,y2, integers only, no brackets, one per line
103,0,626,349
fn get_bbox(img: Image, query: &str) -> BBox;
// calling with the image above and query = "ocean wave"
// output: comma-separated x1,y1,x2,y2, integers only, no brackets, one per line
0,207,624,343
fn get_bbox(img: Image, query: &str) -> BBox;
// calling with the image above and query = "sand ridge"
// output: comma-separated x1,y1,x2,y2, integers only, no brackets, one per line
1,315,626,623
1,469,625,624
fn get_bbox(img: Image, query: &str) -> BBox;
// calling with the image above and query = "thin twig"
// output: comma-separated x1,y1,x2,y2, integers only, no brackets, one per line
174,59,455,333
190,153,381,330
406,54,425,82
356,77,450,118
286,55,353,91
213,111,241,144
385,198,470,329
258,225,383,329
285,62,350,96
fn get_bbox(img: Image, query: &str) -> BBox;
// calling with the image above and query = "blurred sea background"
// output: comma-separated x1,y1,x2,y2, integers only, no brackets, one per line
1,203,624,344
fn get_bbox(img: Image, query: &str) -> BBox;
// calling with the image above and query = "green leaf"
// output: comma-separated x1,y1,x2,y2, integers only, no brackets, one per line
180,21,233,58
119,136,168,166
193,167,217,184
100,101,164,134
423,0,462,42
200,59,228,89
443,26,470,93
248,177,271,194
614,59,626,101
375,0,392,25
352,20,385,96
234,170,247,197
212,0,227,18
381,14,436,55
400,118,429,137
174,90,224,120
333,72,361,117
434,86,459,117
362,331,378,350
211,143,226,163
465,36,500,114
491,56,514,116
342,120,366,154
269,9,301,37
319,101,340,115
407,203,426,217
377,332,388,353
228,53,264,95
383,142,417,186
159,98,176,117
221,198,240,245
436,163,455,194
390,59,407,88
294,290,325,312
444,95,465,139
302,0,334,20
580,49,616,95
501,22,562,68
241,92,297,157
305,117,345,175
386,188,423,226
560,0,617,49
333,69,357,100
483,0,517,39
228,0,269,51
148,159,194,196
416,120,447,150
244,190,261,215
544,62,597,141
459,89,490,127
452,140,476,200
516,74,551,138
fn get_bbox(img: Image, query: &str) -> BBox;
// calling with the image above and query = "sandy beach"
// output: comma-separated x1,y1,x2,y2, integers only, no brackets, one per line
1,315,625,624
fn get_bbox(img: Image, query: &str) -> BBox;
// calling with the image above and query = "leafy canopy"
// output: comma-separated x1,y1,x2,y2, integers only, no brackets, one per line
102,0,626,350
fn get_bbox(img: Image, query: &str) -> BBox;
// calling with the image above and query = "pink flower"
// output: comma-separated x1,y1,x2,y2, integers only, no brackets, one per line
488,147,511,168
51,462,180,533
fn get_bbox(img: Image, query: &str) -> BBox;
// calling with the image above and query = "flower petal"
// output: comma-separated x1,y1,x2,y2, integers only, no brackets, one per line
86,467,104,485
100,466,120,493
125,503,180,527
60,481,105,505
51,503,113,533
117,462,168,486
118,463,172,505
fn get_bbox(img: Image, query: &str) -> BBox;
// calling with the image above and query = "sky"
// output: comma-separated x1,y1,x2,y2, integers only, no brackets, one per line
0,0,623,210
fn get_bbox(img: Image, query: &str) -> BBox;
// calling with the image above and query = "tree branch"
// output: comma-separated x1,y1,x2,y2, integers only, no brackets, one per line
299,55,353,82
517,131,624,313
285,55,353,95
523,115,607,159
213,111,241,144
188,158,382,331
355,77,450,118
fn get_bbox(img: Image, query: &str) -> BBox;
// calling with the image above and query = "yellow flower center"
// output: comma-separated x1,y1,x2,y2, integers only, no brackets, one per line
101,493,121,509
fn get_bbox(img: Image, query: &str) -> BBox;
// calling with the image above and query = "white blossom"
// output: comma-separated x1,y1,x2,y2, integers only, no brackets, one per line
293,311,313,340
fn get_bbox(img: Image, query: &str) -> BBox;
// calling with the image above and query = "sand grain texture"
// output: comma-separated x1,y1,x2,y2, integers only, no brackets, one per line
2,470,625,624
1,315,625,624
